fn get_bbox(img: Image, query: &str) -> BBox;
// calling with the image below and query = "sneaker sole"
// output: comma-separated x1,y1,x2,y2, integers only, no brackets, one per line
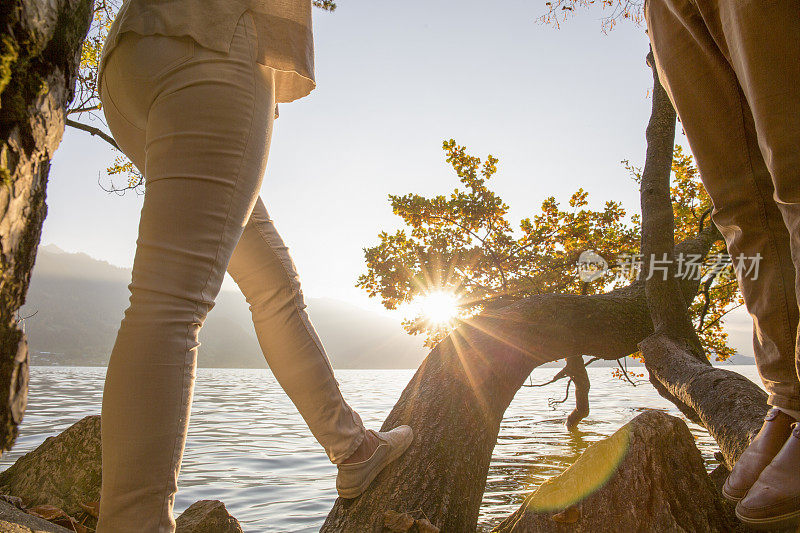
336,431,414,499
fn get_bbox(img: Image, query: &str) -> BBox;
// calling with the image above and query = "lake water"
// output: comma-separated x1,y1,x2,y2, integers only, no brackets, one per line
0,365,762,532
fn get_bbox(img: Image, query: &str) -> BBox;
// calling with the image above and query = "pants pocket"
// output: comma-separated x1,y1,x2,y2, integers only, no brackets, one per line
113,31,195,80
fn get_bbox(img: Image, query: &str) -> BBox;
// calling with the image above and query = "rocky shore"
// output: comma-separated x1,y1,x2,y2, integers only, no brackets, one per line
0,416,242,532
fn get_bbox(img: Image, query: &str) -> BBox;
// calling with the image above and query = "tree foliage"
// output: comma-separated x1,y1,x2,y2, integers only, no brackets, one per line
538,0,645,32
358,141,741,360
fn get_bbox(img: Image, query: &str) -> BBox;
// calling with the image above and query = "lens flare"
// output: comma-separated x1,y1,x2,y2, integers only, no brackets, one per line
415,291,461,325
523,422,631,513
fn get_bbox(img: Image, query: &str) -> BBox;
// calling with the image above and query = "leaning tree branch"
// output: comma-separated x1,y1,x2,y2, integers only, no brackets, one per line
696,274,716,331
564,354,590,430
524,366,569,387
563,282,591,430
548,378,573,408
67,104,101,115
321,225,720,531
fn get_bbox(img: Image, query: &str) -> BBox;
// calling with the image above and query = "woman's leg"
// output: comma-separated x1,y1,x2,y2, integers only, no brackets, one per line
225,197,366,463
97,11,273,532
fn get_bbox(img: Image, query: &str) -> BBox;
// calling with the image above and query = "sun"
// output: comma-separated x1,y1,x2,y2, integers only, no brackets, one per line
415,291,461,325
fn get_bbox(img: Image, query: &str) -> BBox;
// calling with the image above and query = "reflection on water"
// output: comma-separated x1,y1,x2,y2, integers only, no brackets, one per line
0,365,760,532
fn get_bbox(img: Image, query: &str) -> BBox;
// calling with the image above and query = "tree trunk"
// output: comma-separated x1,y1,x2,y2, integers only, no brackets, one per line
564,355,589,431
638,50,699,348
492,411,733,532
0,0,92,453
635,51,767,468
323,51,769,530
321,227,719,532
642,334,767,469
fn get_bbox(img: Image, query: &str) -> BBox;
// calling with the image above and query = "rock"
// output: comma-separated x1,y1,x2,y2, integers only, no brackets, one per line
0,415,100,519
493,410,734,532
0,500,71,532
175,500,243,533
0,417,244,531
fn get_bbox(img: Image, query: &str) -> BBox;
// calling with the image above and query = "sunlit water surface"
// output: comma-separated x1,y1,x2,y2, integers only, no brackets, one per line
1,365,761,532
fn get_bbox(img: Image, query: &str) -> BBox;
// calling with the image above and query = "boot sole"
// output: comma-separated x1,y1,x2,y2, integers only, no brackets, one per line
735,507,800,531
721,486,744,504
336,431,414,499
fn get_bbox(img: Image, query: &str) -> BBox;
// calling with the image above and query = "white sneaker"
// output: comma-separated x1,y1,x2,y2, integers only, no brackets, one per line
335,426,414,498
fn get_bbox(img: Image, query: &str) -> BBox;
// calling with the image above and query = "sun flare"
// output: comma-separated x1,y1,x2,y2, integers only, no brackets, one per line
415,291,461,325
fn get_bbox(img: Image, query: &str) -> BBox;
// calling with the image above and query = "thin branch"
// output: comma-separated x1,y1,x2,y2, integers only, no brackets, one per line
97,171,144,196
548,379,573,408
16,310,38,321
584,356,602,367
68,104,101,115
698,207,712,233
66,118,119,149
699,302,745,332
504,218,590,261
522,366,570,388
616,358,638,387
453,267,494,293
696,275,716,331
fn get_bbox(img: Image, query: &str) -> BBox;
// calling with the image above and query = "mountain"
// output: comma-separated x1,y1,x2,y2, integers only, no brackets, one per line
20,245,427,368
715,353,756,366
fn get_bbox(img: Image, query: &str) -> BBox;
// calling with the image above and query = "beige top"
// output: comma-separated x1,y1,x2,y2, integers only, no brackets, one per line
97,0,315,103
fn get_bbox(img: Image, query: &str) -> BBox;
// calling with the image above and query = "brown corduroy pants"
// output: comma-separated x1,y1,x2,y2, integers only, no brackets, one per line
645,0,800,412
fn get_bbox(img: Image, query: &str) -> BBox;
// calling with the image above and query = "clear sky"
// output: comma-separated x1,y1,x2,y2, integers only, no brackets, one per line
41,0,755,355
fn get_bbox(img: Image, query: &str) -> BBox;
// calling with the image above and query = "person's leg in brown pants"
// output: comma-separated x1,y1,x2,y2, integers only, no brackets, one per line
645,0,800,527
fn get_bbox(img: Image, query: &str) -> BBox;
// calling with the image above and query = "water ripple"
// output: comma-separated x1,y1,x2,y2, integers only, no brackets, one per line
0,365,760,532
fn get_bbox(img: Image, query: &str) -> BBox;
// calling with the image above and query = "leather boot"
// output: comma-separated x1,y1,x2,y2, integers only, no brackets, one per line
736,422,800,530
722,408,795,502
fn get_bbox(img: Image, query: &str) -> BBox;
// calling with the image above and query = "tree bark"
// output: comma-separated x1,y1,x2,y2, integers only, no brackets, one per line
641,334,767,469
0,0,92,453
492,411,733,532
638,50,700,349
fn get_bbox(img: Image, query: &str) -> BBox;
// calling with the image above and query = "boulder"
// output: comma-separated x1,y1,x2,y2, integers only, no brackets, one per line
0,416,243,531
0,415,100,519
176,500,243,533
0,500,70,532
493,410,734,532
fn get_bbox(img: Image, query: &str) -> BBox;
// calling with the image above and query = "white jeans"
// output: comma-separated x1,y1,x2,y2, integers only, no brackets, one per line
97,10,364,532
